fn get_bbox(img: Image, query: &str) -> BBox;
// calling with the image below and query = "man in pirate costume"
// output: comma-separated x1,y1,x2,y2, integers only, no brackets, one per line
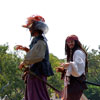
16,15,54,100
56,35,88,100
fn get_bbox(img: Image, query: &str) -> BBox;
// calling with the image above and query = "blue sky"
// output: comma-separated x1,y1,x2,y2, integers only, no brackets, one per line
0,0,100,59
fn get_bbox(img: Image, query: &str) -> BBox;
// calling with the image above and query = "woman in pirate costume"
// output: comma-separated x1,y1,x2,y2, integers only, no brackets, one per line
16,15,54,100
56,35,88,100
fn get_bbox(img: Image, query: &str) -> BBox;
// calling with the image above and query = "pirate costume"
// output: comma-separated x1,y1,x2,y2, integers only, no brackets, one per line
22,15,54,100
61,35,88,100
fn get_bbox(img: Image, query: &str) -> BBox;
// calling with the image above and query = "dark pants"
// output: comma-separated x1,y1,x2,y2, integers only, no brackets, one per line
67,91,83,100
66,75,87,100
24,74,50,100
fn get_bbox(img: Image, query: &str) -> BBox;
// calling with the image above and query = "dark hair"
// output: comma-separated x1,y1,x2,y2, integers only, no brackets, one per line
65,40,88,73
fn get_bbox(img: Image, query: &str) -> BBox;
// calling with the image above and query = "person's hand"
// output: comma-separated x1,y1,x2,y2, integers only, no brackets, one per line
56,67,64,72
56,63,70,72
22,47,29,52
15,45,29,52
60,63,70,69
18,62,25,70
15,45,23,50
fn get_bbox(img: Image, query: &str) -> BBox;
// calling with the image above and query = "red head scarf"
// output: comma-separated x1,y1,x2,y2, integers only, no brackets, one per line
66,35,79,42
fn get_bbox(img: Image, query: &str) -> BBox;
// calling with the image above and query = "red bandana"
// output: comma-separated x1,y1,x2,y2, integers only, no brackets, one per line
66,35,78,42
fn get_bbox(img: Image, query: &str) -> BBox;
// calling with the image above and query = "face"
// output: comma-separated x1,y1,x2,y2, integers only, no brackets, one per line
67,40,75,49
29,28,39,37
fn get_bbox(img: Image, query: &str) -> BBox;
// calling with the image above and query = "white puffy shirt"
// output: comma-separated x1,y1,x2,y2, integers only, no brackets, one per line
66,50,86,77
23,40,46,65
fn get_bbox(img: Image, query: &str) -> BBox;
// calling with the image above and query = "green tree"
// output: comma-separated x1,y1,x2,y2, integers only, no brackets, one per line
0,44,25,100
84,48,100,100
48,53,64,96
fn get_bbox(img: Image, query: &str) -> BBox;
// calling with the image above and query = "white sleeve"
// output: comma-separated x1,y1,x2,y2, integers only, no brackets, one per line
69,50,86,77
23,40,46,65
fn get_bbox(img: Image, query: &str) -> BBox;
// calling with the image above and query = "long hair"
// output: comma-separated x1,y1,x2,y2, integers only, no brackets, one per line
65,40,88,73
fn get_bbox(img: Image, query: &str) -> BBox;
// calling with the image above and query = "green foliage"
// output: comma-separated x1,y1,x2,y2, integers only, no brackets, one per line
85,85,100,100
48,53,64,95
84,48,100,100
82,44,89,52
0,44,24,100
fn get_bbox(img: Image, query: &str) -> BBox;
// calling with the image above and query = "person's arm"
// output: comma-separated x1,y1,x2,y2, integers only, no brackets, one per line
23,40,46,65
15,45,29,52
69,50,86,77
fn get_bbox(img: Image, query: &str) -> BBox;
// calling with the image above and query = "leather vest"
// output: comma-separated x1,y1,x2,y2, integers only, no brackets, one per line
29,35,54,77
